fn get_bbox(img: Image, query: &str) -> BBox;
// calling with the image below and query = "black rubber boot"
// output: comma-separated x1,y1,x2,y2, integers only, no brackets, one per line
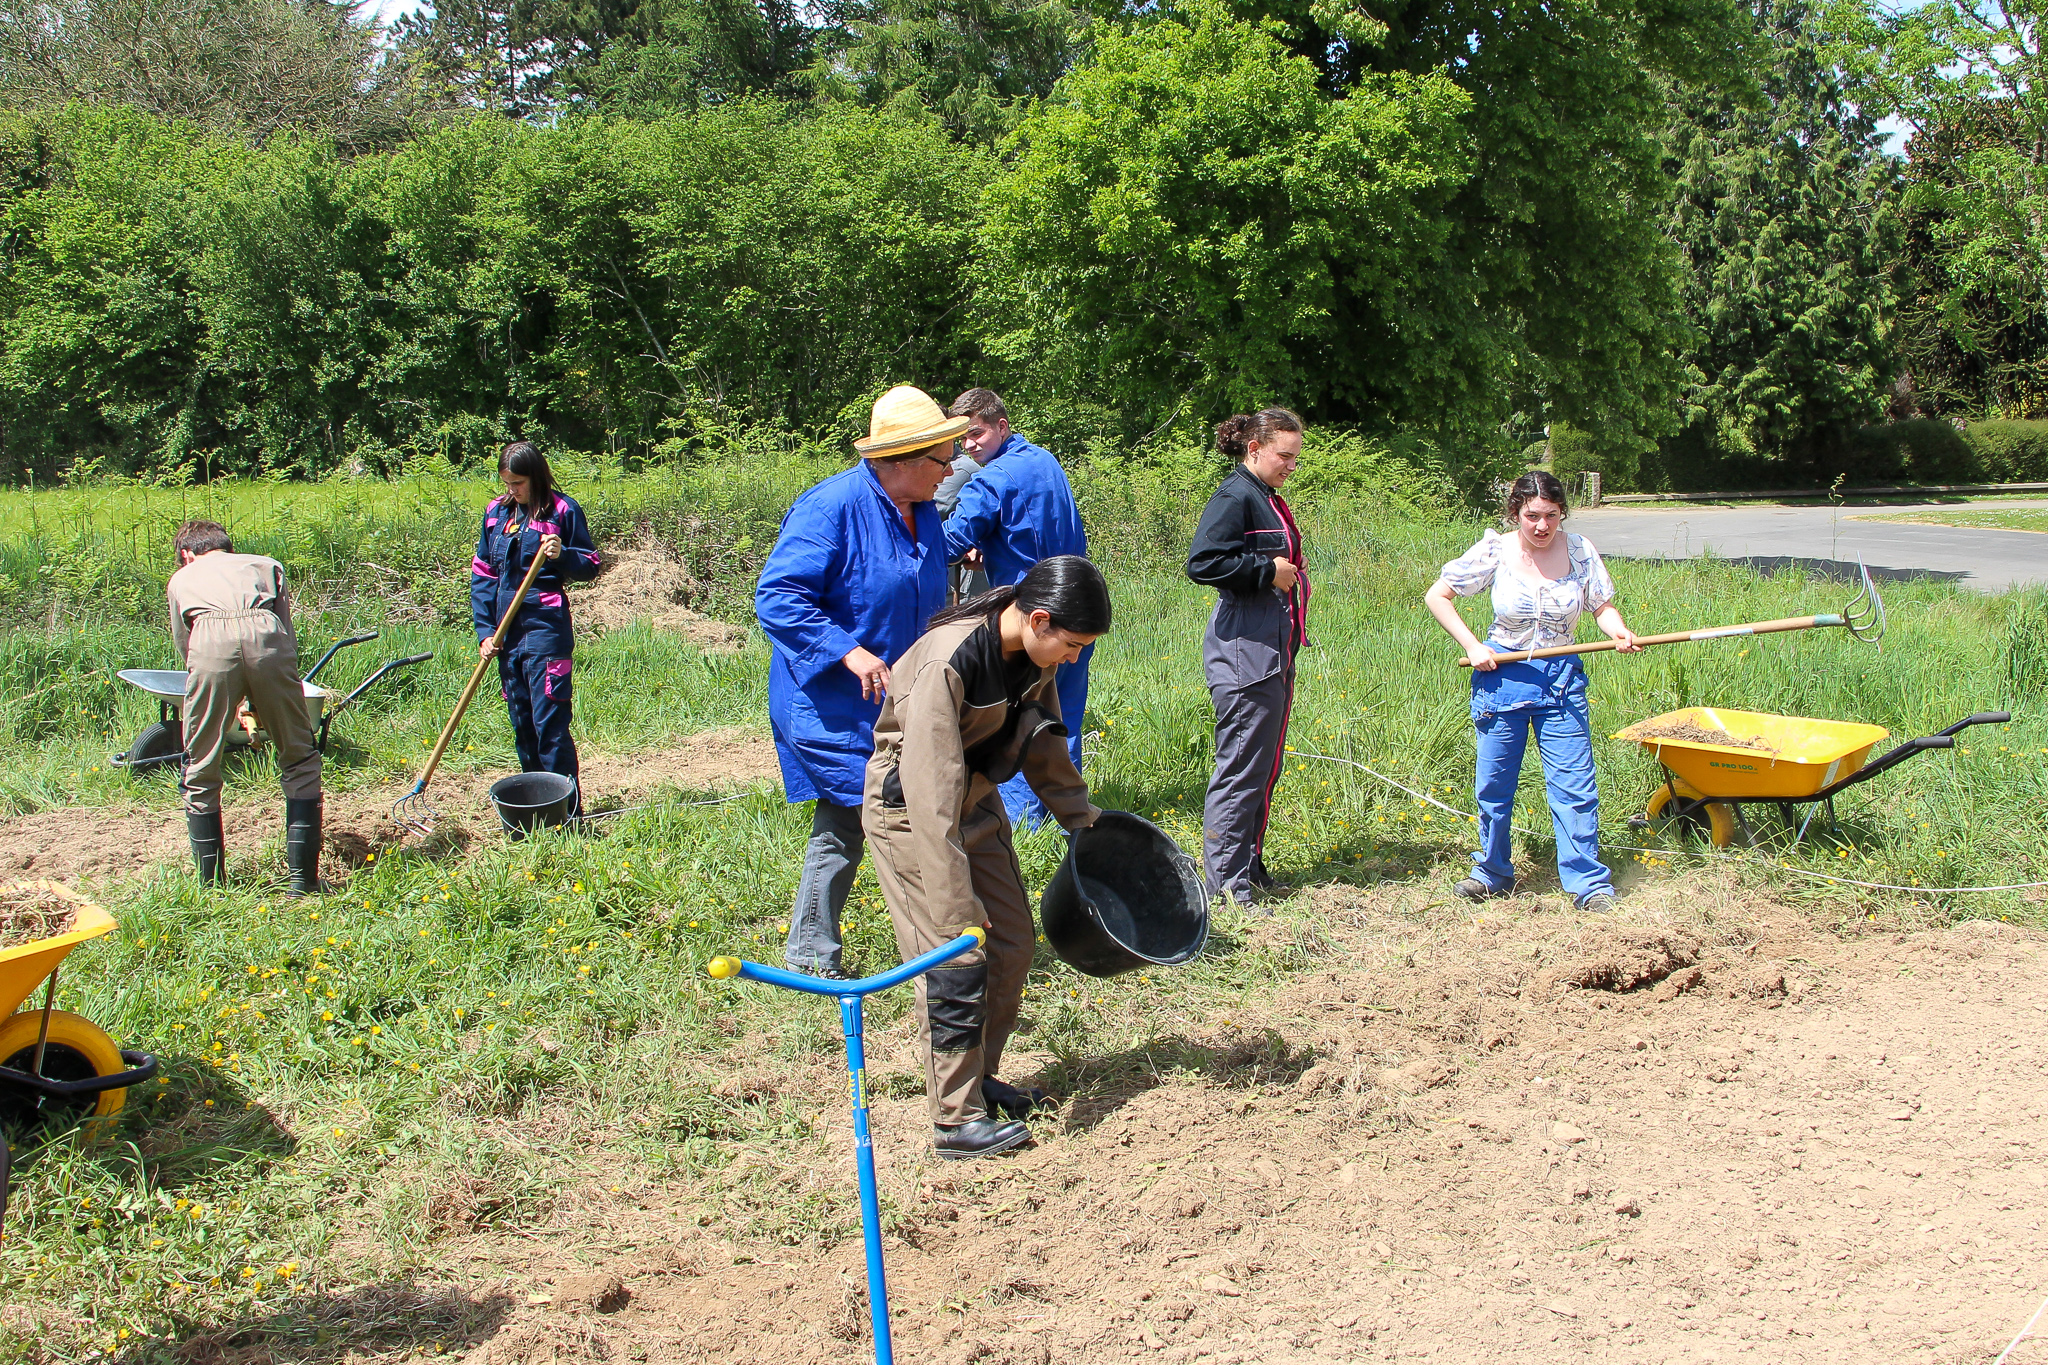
187,811,225,886
983,1077,1054,1120
284,798,324,896
933,1117,1031,1160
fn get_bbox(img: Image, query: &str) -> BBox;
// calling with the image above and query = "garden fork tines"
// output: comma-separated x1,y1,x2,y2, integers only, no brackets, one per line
1843,556,1887,647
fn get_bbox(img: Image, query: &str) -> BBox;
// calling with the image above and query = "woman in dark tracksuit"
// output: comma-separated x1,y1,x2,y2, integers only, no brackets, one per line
472,442,603,803
1186,408,1310,907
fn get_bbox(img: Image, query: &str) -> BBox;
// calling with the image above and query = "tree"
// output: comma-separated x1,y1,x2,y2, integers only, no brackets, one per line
1830,0,2048,325
818,0,1082,142
389,0,564,119
1658,0,1902,477
975,1,1475,445
0,0,405,147
572,0,834,114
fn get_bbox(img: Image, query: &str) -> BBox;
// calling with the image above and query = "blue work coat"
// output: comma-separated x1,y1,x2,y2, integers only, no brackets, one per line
470,492,603,660
757,461,949,807
941,434,1087,587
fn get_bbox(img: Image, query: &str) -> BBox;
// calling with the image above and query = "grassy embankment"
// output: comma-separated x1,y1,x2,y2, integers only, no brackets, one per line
1859,506,2048,533
0,461,2043,1362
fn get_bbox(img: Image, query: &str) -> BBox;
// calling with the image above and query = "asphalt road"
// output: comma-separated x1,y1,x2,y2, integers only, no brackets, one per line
1569,499,2048,592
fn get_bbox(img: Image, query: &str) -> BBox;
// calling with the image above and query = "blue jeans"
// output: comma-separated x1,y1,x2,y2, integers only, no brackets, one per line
1000,643,1092,830
1470,670,1612,902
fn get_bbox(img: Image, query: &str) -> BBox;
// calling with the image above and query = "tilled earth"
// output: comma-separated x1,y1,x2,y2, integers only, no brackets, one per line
0,728,779,885
312,878,2048,1365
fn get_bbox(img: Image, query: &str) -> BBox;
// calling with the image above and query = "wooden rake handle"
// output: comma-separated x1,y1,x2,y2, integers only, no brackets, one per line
1457,613,1844,668
410,548,551,792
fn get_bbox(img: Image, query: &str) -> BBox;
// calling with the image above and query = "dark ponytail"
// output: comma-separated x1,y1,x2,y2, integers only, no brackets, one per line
1215,407,1303,461
928,555,1112,635
1504,469,1568,522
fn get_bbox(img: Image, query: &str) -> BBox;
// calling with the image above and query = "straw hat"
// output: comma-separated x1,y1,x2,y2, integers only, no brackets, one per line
855,385,970,459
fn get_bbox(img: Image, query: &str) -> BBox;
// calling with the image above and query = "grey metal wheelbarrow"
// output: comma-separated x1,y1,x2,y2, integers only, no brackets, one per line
110,632,431,774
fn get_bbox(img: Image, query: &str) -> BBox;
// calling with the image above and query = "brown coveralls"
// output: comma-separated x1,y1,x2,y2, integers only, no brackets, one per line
863,614,1098,1126
167,552,321,815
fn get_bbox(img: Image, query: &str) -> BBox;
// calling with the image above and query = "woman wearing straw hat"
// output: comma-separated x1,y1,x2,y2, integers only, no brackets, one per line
756,386,963,978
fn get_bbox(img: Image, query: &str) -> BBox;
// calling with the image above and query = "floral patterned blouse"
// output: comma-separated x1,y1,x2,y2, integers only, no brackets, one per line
1436,529,1616,653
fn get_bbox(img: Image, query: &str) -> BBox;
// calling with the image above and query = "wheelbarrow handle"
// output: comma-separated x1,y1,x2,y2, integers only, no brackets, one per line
1822,734,1953,795
1936,711,2011,737
304,632,380,684
708,928,985,997
335,653,434,712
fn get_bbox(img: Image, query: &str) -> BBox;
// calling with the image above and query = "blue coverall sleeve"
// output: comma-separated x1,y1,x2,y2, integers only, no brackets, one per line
943,473,1002,563
471,511,499,642
557,501,603,582
756,504,865,688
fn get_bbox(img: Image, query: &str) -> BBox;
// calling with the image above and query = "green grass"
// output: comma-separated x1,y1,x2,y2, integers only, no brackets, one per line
1857,506,2048,533
0,472,2043,1362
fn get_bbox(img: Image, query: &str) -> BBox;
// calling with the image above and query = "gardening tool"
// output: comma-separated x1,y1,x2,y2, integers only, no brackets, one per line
1041,811,1208,978
1616,706,2010,847
110,633,432,773
393,548,549,836
706,929,985,1365
1457,557,1886,668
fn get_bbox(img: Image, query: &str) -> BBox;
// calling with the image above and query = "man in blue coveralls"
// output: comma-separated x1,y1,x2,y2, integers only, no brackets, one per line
942,387,1091,827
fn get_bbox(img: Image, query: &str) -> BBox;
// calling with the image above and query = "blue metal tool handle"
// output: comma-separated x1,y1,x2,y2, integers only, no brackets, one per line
707,928,985,997
708,926,985,1365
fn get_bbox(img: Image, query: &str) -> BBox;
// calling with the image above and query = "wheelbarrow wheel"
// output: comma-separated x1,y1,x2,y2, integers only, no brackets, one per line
119,719,183,774
1647,782,1738,848
0,1010,127,1135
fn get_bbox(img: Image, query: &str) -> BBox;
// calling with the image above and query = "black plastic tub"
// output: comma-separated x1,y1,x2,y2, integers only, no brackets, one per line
489,771,578,840
1040,811,1208,978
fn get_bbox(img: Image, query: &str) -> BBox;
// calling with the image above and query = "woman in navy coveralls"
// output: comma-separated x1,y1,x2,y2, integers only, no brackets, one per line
472,442,604,804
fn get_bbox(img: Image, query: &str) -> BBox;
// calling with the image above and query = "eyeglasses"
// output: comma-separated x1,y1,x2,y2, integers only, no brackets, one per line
919,454,953,470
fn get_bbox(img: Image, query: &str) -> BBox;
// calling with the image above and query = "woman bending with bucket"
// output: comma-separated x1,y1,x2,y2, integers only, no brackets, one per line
1424,470,1641,913
864,555,1110,1159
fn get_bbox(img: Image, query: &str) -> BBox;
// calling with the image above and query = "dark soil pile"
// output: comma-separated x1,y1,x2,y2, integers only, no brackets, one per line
0,883,77,949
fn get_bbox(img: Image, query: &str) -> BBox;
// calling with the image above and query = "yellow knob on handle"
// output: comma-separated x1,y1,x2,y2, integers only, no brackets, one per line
707,956,741,980
967,926,987,946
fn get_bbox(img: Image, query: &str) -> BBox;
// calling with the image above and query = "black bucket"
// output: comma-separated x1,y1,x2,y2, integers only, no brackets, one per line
1040,811,1208,978
489,771,577,840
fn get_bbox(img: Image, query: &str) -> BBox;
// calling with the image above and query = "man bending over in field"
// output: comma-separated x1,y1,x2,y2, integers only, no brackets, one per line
167,520,324,894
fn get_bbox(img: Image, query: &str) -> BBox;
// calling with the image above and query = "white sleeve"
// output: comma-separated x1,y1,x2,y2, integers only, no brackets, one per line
1574,535,1615,613
1436,531,1500,598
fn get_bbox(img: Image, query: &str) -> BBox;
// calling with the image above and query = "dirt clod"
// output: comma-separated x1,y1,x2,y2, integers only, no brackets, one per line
555,1273,629,1315
1378,1057,1453,1093
1652,965,1707,1001
1551,931,1701,993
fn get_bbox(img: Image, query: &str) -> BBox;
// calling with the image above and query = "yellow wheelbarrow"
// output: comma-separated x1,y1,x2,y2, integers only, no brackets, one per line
1615,706,2010,847
0,882,158,1128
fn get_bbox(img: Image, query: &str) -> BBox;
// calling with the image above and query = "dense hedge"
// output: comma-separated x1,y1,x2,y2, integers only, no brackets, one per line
0,103,988,482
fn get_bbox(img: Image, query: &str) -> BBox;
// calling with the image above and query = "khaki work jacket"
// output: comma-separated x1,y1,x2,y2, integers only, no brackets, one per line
166,552,298,663
865,615,1098,923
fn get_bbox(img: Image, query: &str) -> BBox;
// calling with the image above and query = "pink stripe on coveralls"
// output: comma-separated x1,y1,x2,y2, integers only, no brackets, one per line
471,556,497,578
535,591,565,609
544,658,572,698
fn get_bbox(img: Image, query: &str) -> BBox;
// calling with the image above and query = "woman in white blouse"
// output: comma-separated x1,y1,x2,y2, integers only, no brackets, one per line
1423,471,1641,913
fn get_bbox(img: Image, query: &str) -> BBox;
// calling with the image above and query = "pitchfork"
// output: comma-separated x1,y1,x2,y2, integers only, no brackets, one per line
1458,557,1887,668
393,548,549,835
